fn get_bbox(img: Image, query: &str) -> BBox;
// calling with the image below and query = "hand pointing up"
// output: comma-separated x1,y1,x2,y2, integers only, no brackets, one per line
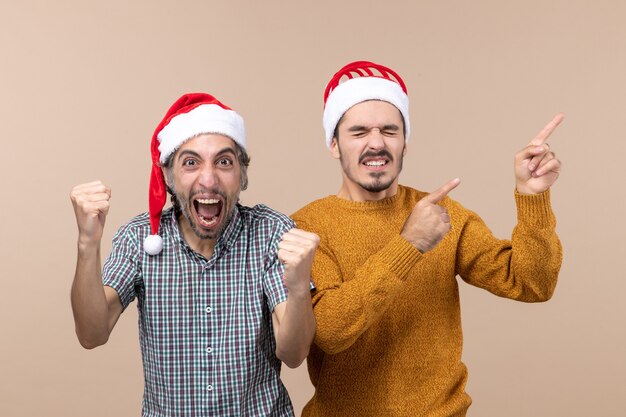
515,113,564,195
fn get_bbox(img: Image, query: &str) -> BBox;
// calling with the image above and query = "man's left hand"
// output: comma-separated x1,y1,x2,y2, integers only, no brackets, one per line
515,113,564,195
278,228,320,294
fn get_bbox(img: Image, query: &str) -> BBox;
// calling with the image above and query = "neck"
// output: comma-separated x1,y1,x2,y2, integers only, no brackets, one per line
177,214,216,259
336,179,399,202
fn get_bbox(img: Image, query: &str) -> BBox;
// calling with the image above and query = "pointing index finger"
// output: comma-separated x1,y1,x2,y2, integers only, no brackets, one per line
425,178,461,204
529,113,564,146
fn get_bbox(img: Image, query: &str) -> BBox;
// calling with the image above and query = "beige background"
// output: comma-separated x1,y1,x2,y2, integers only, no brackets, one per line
1,1,625,416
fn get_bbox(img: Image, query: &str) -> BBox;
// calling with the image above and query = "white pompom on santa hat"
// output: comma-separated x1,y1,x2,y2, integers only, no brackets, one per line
322,60,410,148
144,93,246,255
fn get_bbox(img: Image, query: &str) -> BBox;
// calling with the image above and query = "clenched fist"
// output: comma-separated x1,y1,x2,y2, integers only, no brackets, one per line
277,228,320,294
70,181,111,246
401,178,461,253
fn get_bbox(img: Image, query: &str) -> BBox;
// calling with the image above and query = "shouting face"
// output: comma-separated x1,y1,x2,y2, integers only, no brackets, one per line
164,134,242,243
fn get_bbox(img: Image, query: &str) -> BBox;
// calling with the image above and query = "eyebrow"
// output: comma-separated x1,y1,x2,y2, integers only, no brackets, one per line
347,124,400,132
176,149,202,162
214,147,237,157
176,146,237,163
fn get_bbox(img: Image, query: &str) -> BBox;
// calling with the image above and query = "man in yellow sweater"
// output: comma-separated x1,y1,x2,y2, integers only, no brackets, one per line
292,60,563,416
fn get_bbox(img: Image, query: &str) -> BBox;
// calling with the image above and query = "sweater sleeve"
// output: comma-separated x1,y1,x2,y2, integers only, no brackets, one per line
455,189,562,301
295,217,422,354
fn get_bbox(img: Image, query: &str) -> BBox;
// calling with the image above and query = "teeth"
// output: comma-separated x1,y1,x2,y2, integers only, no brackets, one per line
196,198,219,204
365,160,386,166
198,214,218,226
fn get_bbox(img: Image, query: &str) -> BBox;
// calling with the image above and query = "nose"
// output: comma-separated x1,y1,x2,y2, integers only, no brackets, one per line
367,128,385,150
198,165,219,189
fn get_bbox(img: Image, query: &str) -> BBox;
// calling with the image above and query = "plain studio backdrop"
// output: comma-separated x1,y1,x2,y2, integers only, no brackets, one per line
1,1,624,416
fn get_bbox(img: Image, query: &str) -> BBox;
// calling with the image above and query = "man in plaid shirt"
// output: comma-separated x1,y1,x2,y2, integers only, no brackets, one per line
70,93,317,416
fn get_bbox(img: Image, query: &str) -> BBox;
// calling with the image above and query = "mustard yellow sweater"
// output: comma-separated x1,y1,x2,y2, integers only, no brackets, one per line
292,185,562,417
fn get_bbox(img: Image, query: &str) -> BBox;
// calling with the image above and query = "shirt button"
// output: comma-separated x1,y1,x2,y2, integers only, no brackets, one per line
206,346,213,354
205,306,212,313
206,384,213,391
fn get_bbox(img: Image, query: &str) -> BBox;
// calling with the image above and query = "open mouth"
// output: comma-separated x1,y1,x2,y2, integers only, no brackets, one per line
361,158,389,170
193,197,223,228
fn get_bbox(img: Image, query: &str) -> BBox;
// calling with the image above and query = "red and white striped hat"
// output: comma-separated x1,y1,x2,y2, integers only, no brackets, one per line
144,92,245,255
322,60,410,148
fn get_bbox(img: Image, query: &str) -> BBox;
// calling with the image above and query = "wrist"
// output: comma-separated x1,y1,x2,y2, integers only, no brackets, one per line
400,233,427,253
286,285,311,300
516,181,540,195
77,237,101,254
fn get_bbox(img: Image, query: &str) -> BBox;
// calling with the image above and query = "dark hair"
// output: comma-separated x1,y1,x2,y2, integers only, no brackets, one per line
236,141,250,190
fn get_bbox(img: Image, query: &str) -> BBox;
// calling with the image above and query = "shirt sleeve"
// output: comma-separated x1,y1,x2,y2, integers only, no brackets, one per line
262,216,297,312
102,223,142,310
455,189,562,301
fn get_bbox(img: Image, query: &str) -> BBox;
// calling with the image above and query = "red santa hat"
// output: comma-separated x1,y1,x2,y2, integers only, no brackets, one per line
322,60,410,148
144,92,246,255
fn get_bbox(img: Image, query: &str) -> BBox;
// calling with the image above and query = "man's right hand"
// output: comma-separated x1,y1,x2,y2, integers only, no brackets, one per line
70,181,111,246
401,178,461,253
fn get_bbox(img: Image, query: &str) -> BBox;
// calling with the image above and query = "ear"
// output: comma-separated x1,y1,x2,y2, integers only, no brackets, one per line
402,142,408,156
161,166,171,188
330,137,341,160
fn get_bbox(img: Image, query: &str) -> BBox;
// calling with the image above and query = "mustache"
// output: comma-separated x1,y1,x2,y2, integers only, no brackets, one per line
190,188,227,200
359,150,393,164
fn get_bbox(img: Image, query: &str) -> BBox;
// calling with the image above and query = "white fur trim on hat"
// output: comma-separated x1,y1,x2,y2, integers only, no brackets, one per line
157,103,246,163
323,77,410,148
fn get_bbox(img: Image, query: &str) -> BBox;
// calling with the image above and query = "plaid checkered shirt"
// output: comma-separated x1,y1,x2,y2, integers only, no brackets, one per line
102,204,296,417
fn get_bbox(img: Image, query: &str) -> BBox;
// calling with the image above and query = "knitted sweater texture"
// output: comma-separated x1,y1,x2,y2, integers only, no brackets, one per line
292,185,562,417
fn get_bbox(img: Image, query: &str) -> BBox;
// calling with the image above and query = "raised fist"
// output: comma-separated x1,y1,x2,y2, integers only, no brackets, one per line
70,181,111,246
277,228,320,294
